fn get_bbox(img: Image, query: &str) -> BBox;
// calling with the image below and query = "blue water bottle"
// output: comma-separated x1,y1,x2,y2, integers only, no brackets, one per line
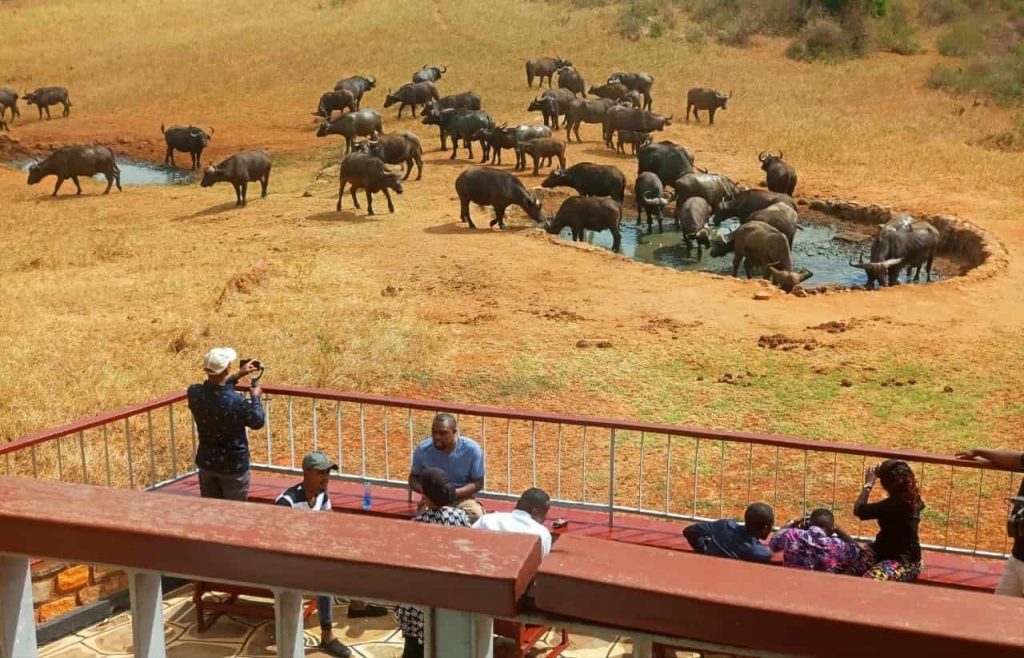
361,480,372,511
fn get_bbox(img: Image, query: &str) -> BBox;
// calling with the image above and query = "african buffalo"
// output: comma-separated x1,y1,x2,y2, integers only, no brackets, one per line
455,166,545,229
0,88,19,121
426,91,482,114
314,89,357,120
546,196,623,252
528,95,560,129
27,146,121,196
557,66,585,97
334,75,376,110
620,90,643,109
588,82,629,102
412,65,447,84
713,189,796,224
607,72,654,110
161,124,213,170
637,142,696,186
336,152,403,215
509,124,552,170
23,86,71,120
677,196,713,255
686,88,731,125
316,109,384,154
616,129,652,155
710,220,811,288
634,171,672,232
759,151,797,196
200,149,271,207
672,173,739,208
603,108,671,147
851,220,940,288
424,109,494,160
541,162,625,203
526,57,572,88
472,125,517,165
355,132,423,181
384,82,439,118
518,137,566,176
746,202,800,247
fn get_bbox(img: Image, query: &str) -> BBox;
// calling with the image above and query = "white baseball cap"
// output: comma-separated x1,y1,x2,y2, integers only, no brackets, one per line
202,347,237,375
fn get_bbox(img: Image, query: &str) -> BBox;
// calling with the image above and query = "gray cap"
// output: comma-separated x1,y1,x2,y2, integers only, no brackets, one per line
302,451,339,472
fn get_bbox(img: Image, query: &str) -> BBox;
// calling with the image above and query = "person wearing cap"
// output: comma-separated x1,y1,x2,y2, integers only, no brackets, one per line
408,412,486,523
395,467,472,658
187,347,264,501
275,451,388,658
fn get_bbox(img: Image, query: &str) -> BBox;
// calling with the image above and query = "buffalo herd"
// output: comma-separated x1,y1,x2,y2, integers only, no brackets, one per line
7,58,942,292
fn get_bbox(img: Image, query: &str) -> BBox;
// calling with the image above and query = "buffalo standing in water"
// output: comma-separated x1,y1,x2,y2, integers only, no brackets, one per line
200,149,272,207
27,146,121,196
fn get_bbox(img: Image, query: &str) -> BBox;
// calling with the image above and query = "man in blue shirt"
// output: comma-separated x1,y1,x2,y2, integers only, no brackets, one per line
682,502,775,563
408,413,485,522
187,347,265,501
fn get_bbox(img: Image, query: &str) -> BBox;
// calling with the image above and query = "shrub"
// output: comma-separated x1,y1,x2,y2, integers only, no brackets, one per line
874,0,920,54
918,0,968,25
787,15,850,61
937,17,989,56
617,0,676,40
684,22,708,48
716,7,763,46
758,0,806,35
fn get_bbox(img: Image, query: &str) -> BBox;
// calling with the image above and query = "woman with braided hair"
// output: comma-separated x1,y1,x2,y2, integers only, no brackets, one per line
845,459,925,582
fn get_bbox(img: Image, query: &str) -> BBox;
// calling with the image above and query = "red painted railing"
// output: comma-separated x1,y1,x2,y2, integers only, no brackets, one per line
2,384,1020,557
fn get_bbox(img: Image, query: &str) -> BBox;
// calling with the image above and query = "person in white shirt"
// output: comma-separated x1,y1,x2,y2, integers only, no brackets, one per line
473,488,553,557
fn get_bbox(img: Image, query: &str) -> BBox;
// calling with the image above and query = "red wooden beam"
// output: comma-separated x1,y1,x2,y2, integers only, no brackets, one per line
532,535,1024,657
0,477,540,618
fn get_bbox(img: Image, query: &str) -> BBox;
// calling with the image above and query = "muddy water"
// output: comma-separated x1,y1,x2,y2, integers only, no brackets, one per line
6,159,195,185
555,208,947,288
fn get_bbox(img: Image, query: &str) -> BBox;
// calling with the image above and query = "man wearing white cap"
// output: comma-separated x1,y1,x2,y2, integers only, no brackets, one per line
187,347,265,501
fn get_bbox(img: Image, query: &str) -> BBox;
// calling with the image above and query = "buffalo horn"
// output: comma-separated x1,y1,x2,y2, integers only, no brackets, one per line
777,150,784,160
440,65,447,73
209,128,214,135
758,151,766,162
798,268,814,282
729,89,733,98
367,75,376,84
881,258,904,268
849,260,867,269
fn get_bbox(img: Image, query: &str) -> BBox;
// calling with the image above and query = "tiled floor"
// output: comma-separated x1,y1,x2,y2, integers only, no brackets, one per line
39,586,663,657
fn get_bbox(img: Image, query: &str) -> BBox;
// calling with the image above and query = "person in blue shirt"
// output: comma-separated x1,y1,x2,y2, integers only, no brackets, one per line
408,413,485,522
187,347,265,501
682,502,775,563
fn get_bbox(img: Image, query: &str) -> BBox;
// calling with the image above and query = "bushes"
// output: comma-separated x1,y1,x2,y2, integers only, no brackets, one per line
874,0,920,55
616,0,676,40
937,16,989,56
786,16,851,61
929,11,1024,106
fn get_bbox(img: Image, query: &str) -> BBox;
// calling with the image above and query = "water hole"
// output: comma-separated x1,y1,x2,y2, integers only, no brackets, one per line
5,158,195,186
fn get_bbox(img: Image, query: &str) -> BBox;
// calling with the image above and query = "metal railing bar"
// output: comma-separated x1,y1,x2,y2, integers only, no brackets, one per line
125,418,135,490
169,404,178,478
102,425,111,486
78,430,87,485
609,428,617,525
147,411,156,488
56,436,64,482
287,396,296,470
637,431,645,511
312,399,319,452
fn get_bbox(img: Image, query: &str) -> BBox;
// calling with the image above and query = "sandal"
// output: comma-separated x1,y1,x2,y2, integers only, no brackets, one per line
347,603,389,618
319,638,352,658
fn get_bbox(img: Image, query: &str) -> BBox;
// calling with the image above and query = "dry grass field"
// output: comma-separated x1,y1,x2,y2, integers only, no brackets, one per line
1,0,1023,468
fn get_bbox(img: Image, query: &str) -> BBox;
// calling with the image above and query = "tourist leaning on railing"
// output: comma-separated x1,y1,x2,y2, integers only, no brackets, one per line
395,467,471,658
956,447,1024,598
408,412,486,523
682,503,775,563
187,347,264,501
274,451,388,658
844,459,924,582
769,508,861,573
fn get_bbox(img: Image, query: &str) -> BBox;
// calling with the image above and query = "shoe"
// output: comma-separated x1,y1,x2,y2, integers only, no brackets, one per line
346,603,389,618
319,638,352,657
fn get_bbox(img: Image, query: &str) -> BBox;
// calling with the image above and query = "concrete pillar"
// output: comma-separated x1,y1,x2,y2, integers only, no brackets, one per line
129,570,166,658
432,607,493,658
273,589,304,658
0,555,37,658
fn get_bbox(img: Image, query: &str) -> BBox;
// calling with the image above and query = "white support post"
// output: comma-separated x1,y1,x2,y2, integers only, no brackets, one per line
632,634,654,657
432,608,493,658
273,589,304,658
129,570,166,658
0,555,37,658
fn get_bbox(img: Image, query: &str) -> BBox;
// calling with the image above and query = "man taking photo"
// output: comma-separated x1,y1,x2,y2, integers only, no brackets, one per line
187,347,264,501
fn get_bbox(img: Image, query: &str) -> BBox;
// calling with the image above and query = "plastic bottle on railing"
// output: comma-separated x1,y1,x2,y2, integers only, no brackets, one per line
362,480,372,511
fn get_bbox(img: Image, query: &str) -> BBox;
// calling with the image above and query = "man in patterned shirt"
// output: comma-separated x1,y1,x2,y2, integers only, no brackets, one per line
769,508,860,573
187,347,264,501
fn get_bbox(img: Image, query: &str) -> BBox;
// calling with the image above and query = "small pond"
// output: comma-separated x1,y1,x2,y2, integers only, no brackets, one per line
553,209,947,288
6,159,195,186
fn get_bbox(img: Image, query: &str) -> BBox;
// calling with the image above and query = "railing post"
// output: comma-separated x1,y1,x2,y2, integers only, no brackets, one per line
0,555,38,658
128,570,166,658
433,608,492,658
273,589,304,658
608,428,617,526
